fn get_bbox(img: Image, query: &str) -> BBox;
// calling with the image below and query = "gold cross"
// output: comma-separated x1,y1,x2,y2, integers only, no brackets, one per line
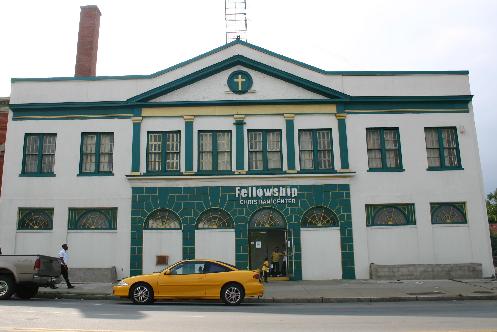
234,74,246,91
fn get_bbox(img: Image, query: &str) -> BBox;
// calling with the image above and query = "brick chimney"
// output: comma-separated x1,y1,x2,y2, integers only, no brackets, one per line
74,5,101,77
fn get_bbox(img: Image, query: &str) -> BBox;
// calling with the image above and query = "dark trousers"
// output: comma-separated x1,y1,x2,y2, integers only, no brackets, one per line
262,271,268,282
61,265,72,287
271,262,280,276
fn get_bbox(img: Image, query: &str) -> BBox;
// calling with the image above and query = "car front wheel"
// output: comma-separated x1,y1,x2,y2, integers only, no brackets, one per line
221,283,244,305
130,283,154,305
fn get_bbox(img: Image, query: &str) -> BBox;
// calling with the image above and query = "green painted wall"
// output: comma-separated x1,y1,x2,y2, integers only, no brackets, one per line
130,184,354,280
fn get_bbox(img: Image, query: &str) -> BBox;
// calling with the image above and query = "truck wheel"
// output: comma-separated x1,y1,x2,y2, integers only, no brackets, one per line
16,284,39,299
0,275,15,300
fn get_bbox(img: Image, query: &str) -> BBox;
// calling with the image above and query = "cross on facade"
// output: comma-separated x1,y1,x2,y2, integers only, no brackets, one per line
234,74,246,91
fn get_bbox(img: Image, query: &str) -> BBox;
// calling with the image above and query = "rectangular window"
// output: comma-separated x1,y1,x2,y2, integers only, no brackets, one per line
365,204,416,226
248,130,282,171
17,208,54,230
298,129,334,171
68,208,118,230
430,202,467,224
198,131,232,172
366,128,403,171
80,133,114,175
22,134,57,175
146,131,181,173
424,127,462,170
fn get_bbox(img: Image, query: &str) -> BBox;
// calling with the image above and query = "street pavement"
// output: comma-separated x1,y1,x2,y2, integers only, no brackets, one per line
37,278,497,303
0,299,496,331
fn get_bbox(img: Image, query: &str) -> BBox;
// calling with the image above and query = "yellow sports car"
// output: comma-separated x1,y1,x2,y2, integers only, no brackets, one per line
113,259,264,305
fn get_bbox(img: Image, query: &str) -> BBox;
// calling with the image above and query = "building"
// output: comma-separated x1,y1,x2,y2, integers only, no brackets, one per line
0,7,494,280
0,97,9,196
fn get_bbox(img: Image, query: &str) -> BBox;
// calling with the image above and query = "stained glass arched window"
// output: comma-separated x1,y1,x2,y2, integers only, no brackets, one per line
68,208,117,230
197,209,233,229
301,207,338,227
366,204,416,226
17,208,53,230
249,208,286,228
145,209,181,229
431,203,467,224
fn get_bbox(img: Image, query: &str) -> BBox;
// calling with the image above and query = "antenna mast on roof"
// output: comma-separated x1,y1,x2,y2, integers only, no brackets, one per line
225,0,247,43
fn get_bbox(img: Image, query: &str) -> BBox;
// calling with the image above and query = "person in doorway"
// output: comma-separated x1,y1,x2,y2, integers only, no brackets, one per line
271,247,282,276
59,244,74,289
261,257,270,283
281,249,287,276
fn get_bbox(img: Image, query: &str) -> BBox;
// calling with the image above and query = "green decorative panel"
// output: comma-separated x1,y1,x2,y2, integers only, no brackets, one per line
17,208,54,230
68,208,118,230
130,184,354,279
430,202,467,224
144,209,181,229
366,204,416,226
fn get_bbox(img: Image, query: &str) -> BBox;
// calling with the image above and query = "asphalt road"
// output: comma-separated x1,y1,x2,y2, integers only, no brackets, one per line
0,299,496,332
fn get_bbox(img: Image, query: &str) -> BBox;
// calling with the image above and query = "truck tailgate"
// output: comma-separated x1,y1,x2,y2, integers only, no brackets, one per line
38,255,61,277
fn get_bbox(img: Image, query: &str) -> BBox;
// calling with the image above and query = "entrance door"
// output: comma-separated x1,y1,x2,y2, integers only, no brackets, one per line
249,229,287,273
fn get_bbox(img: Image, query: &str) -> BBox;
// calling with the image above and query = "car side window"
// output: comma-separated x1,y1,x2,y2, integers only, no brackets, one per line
204,262,231,274
170,262,206,275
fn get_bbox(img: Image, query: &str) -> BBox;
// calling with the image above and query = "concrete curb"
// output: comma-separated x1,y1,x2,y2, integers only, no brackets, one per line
36,292,497,303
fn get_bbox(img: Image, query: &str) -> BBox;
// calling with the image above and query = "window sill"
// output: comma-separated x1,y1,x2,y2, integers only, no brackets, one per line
67,229,117,232
427,167,464,171
143,171,183,176
195,171,234,176
16,229,53,233
19,173,56,177
367,168,405,173
367,224,417,228
431,223,468,226
246,170,285,175
298,169,337,174
77,172,114,177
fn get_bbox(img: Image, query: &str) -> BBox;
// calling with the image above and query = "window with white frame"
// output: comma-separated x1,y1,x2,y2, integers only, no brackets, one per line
248,130,282,171
146,131,180,173
198,131,231,172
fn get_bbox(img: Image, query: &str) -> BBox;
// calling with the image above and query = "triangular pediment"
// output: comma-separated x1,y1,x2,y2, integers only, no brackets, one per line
129,55,348,103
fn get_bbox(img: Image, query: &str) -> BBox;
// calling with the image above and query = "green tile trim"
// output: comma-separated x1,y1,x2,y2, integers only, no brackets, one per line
337,118,349,169
185,119,194,172
130,184,354,279
234,119,245,171
285,118,296,171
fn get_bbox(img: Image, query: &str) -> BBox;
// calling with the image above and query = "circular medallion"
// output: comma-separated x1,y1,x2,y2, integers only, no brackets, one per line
227,70,253,94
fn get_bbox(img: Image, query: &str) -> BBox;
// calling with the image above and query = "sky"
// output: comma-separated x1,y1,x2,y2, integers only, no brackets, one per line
0,0,496,193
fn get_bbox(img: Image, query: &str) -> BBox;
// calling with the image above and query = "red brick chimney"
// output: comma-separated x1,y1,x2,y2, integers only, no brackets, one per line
75,5,101,77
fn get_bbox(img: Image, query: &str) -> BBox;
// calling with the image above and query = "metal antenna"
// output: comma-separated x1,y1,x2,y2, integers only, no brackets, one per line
225,0,248,43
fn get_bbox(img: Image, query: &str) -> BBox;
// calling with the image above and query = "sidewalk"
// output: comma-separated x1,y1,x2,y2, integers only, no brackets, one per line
36,278,497,303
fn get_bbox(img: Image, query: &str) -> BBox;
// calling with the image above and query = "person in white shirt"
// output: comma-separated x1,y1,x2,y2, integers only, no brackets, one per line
59,244,74,289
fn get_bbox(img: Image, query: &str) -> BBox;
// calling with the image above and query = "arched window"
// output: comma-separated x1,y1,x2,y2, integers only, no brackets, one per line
17,208,53,230
373,206,408,226
301,207,338,227
431,203,467,224
145,209,181,229
197,209,233,229
249,208,286,228
68,208,117,230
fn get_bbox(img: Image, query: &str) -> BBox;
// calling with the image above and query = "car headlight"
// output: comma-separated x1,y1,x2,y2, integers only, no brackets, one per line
117,280,128,287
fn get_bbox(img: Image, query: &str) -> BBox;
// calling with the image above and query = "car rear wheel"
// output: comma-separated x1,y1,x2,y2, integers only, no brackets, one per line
131,283,154,305
0,275,15,300
16,284,39,299
221,283,244,305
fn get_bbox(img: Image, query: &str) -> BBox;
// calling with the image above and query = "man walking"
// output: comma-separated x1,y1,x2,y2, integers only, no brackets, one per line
59,244,74,289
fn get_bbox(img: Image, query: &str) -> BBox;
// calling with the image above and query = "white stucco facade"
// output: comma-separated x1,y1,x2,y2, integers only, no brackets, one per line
1,40,493,280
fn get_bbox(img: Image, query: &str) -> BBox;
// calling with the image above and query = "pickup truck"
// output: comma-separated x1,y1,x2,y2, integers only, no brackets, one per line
0,255,61,300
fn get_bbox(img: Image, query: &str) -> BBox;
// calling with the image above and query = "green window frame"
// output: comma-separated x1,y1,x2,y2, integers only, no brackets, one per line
21,133,57,176
366,128,403,172
144,209,181,230
248,129,283,172
430,202,467,224
301,206,339,228
68,208,117,230
146,131,181,174
196,208,234,229
79,132,114,176
366,204,416,226
298,129,335,172
17,208,54,230
424,127,462,170
197,131,232,173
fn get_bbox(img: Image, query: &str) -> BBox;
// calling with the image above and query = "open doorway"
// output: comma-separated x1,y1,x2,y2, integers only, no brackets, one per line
249,229,288,276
